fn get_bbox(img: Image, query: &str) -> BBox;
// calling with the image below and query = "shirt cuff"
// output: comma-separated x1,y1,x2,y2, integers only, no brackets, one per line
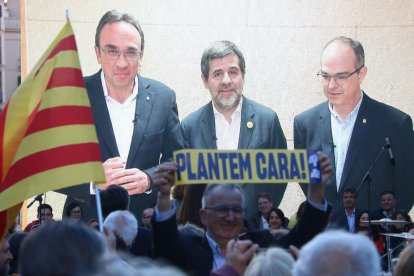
155,204,176,222
307,198,328,212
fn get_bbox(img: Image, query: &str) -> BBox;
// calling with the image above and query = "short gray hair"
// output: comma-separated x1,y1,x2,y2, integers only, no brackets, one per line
245,247,295,276
95,10,145,52
200,40,246,79
103,210,138,247
292,230,380,276
322,36,365,69
201,183,244,208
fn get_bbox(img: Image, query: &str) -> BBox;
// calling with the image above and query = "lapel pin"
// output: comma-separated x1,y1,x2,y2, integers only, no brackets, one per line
247,121,254,129
362,118,367,124
146,96,150,101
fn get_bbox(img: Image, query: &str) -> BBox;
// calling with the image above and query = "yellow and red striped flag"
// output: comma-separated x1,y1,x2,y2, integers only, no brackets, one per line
0,21,105,241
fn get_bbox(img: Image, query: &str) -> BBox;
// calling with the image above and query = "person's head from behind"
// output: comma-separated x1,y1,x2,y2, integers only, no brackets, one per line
7,231,27,275
292,230,380,276
37,204,53,223
379,190,396,212
101,184,130,218
199,184,244,245
103,210,138,249
65,202,82,221
256,193,272,216
244,247,294,276
342,188,357,209
319,37,367,110
19,220,106,276
393,244,414,276
200,40,246,113
94,10,144,92
267,208,286,230
0,236,13,276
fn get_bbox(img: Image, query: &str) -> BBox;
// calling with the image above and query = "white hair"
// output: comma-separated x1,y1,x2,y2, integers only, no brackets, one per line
244,247,294,276
292,230,380,276
103,210,138,247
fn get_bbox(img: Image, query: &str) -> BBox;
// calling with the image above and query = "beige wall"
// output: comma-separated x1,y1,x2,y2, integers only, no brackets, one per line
23,0,414,219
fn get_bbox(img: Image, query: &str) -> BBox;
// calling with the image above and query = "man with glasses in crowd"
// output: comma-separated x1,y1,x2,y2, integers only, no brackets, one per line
63,10,183,221
294,37,414,212
151,155,332,276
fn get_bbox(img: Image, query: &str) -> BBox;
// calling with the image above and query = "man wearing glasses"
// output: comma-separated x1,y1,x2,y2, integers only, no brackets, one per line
294,37,414,213
63,10,183,221
151,156,332,276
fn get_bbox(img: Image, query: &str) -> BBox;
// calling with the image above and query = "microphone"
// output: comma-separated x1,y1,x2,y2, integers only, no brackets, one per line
27,194,43,208
132,113,138,124
384,137,396,166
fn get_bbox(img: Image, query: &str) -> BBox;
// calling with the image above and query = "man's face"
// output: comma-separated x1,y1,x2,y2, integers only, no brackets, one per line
268,210,283,230
380,193,396,211
320,42,367,109
95,21,142,93
342,192,356,209
0,239,12,274
141,208,154,227
200,186,243,244
38,208,53,223
257,197,272,215
202,54,244,112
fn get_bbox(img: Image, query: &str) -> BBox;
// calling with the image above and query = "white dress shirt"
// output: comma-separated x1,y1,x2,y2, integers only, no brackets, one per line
330,92,363,191
213,97,243,150
100,71,138,162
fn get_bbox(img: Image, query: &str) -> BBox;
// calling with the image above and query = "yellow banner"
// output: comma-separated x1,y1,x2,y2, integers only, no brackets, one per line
174,149,321,185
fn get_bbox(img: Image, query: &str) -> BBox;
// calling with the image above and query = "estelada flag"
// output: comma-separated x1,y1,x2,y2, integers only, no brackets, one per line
0,21,105,241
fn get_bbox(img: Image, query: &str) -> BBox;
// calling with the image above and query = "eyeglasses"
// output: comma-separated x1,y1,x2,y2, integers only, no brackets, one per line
317,66,364,85
100,47,141,61
204,205,244,218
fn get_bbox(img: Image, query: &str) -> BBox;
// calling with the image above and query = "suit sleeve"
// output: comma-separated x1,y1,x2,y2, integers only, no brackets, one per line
145,90,184,179
277,201,331,248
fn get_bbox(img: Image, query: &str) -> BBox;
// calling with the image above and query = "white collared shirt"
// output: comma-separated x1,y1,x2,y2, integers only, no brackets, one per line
100,71,138,161
213,97,243,150
330,92,363,191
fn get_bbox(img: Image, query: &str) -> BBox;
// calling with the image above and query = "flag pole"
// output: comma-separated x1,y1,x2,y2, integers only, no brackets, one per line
65,10,69,22
94,183,104,232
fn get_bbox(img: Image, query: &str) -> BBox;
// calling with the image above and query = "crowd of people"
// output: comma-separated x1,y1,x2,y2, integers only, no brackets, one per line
1,8,414,276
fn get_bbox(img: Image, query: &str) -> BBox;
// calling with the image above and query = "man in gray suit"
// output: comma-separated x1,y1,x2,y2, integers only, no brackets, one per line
294,37,414,212
63,10,183,220
181,41,287,221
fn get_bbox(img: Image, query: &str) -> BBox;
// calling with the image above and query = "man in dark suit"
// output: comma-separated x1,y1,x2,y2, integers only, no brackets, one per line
329,188,361,232
152,155,332,276
181,41,287,220
62,10,183,221
294,36,414,212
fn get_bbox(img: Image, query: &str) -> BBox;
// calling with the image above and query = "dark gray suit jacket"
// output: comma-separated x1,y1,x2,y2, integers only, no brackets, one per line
62,71,183,220
181,96,287,219
294,93,414,211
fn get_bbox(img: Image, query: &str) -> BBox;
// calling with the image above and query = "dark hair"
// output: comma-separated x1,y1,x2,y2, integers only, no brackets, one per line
391,209,412,232
256,193,272,204
65,202,82,218
342,188,357,198
8,231,28,275
201,40,246,79
100,184,130,218
266,208,287,228
322,36,365,69
380,190,395,198
37,204,52,215
95,10,145,52
177,184,206,228
19,220,106,276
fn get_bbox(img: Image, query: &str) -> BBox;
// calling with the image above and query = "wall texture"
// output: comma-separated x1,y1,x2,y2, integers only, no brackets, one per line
23,0,414,219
